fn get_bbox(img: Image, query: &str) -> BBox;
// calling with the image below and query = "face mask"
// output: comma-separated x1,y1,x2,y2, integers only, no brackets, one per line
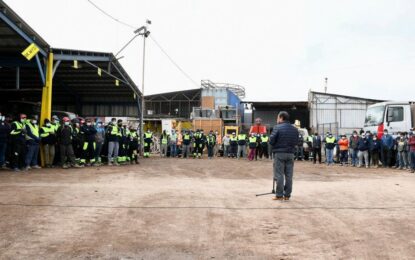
64,122,70,126
46,123,51,127
21,118,26,123
373,138,377,141
0,116,4,121
32,120,37,124
98,123,102,127
384,132,388,135
87,123,92,126
353,134,357,137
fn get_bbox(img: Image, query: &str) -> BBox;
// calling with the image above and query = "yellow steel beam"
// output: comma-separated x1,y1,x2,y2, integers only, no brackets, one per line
39,52,54,167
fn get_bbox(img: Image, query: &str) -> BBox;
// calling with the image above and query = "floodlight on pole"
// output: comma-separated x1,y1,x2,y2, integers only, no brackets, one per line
114,20,151,155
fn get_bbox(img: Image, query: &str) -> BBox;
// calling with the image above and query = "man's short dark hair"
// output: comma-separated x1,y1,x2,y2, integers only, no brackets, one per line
277,111,290,121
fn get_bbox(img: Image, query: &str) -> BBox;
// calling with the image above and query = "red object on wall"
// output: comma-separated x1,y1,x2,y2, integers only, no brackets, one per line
250,125,267,134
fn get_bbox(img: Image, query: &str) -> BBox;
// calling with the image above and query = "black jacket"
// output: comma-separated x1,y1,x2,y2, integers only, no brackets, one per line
81,125,97,142
313,135,321,149
58,125,73,145
0,121,10,144
270,122,298,154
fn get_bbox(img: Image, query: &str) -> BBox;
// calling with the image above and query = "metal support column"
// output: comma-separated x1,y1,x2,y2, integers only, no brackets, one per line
39,52,54,167
16,67,20,89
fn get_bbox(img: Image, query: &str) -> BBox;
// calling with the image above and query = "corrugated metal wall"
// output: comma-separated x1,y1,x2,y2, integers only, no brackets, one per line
253,108,309,133
309,92,379,135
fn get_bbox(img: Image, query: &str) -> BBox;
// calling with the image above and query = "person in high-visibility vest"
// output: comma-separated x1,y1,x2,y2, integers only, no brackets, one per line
80,118,97,166
193,129,203,159
58,117,83,169
51,115,60,132
248,133,258,161
143,129,153,158
106,118,121,166
10,114,27,171
182,130,191,159
229,132,238,158
118,124,129,163
51,115,61,166
325,133,336,165
40,118,57,168
237,132,248,159
24,115,41,171
128,127,139,164
338,135,349,166
160,130,170,157
207,131,216,159
259,134,269,159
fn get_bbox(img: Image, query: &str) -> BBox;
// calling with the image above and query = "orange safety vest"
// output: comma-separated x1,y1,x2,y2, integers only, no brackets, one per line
177,133,183,146
216,135,222,145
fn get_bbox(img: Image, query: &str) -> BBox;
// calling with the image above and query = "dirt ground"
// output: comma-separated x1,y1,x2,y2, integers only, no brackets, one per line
0,157,415,260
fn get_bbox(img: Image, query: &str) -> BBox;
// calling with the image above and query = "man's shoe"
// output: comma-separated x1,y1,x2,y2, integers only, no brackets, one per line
73,164,83,168
13,168,20,172
32,165,41,169
272,196,284,201
284,197,290,201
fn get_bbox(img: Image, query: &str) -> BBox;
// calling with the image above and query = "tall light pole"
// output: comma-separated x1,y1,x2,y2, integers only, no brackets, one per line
134,20,151,154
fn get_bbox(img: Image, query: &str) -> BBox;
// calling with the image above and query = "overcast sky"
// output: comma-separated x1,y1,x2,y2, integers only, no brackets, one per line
6,0,415,101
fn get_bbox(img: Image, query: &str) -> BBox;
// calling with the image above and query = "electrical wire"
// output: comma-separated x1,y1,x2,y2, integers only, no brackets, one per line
149,35,200,88
86,0,137,29
86,0,200,88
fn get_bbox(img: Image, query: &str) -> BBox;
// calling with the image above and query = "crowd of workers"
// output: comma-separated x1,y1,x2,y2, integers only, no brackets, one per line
156,129,271,160
295,129,415,173
1,111,414,174
0,113,140,171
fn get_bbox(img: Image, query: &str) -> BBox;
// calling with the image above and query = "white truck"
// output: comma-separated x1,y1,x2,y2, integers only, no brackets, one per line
364,101,415,137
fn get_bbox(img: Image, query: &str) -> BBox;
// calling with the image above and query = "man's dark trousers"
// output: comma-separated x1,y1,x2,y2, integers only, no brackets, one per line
273,152,294,198
313,147,321,163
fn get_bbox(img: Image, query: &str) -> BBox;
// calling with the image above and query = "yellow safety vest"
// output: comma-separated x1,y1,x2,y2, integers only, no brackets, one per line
11,121,24,135
25,122,39,140
40,125,55,138
52,122,60,132
261,136,269,143
145,132,152,139
249,136,257,143
326,137,336,144
238,134,246,141
161,135,168,144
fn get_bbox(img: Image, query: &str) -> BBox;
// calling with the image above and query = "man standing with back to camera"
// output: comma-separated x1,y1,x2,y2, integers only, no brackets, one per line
270,111,299,201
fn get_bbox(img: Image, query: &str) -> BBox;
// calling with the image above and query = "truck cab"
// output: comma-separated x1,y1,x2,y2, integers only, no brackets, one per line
364,102,415,138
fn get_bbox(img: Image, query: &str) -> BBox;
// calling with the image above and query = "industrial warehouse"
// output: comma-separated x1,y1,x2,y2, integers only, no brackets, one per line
1,0,415,259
